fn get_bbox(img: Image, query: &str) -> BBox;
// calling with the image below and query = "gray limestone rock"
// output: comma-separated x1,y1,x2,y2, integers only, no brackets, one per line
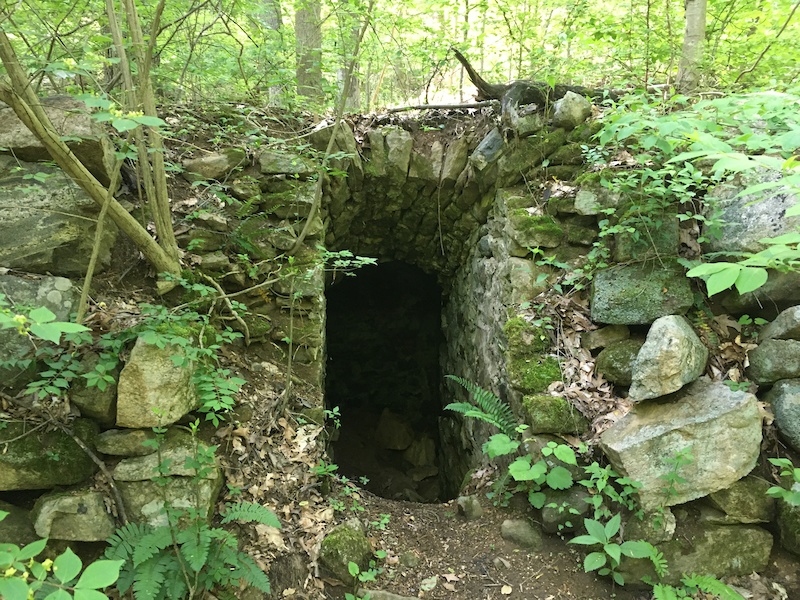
625,508,676,545
113,428,222,527
375,409,414,451
69,352,118,428
600,377,761,511
469,128,504,172
456,495,484,521
0,420,98,491
116,337,198,428
777,489,800,556
440,138,469,186
747,339,800,384
628,315,708,401
552,92,592,130
95,429,157,456
356,590,418,600
581,325,630,351
0,157,117,275
590,262,693,325
182,148,246,182
595,338,645,386
574,186,621,216
540,487,591,533
704,168,800,255
707,476,775,524
763,379,800,453
500,518,543,550
319,520,372,583
31,489,114,541
618,520,772,585
759,305,800,341
0,97,115,185
385,128,413,182
0,501,37,546
259,149,315,177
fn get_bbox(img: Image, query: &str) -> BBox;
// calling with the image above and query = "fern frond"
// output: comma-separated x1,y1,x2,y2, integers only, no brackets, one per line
221,501,281,527
132,555,170,600
133,526,173,567
682,574,746,600
177,523,212,573
652,583,680,600
445,375,517,436
231,553,271,594
106,521,152,561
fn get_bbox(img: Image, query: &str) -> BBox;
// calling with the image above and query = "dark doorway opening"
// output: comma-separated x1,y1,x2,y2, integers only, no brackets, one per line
326,262,448,502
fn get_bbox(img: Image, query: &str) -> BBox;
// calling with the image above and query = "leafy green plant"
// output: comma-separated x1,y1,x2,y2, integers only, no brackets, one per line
569,514,664,585
660,446,694,504
0,294,88,344
580,462,642,520
766,457,800,506
345,550,386,600
0,512,123,600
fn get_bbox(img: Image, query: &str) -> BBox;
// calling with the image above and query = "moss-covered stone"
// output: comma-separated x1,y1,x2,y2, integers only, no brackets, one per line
613,213,679,262
590,261,694,325
522,394,588,434
547,143,585,166
498,129,568,186
504,317,549,356
708,476,775,524
319,521,372,582
0,420,98,490
778,494,800,555
508,355,561,393
595,338,645,386
506,210,564,253
527,165,582,183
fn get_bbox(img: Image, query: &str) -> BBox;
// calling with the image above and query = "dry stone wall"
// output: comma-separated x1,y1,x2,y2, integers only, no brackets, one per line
1,96,799,579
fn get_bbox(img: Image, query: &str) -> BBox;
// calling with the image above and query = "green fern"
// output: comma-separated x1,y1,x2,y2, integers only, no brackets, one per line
445,375,518,437
681,574,745,600
652,584,681,600
221,501,281,527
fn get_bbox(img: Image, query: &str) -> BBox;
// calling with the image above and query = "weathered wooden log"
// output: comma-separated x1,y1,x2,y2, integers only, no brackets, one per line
451,48,614,112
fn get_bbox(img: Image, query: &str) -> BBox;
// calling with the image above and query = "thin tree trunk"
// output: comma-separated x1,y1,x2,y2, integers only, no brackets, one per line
262,0,286,105
676,0,708,91
295,0,323,101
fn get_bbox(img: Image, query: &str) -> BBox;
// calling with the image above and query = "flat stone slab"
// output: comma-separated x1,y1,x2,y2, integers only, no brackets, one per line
590,262,693,325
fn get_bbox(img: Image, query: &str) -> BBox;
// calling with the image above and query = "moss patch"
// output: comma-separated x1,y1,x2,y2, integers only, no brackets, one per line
595,338,645,386
504,317,549,356
507,210,564,249
508,355,561,393
522,394,588,434
319,523,372,582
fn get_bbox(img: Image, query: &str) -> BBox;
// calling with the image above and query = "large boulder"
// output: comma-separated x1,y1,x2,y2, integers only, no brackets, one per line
0,157,117,275
182,148,246,182
0,96,115,185
113,428,222,527
763,379,800,453
0,420,98,490
628,316,708,401
551,91,592,131
704,168,800,255
31,489,115,541
590,262,693,325
707,476,775,524
116,336,198,428
600,378,761,511
595,338,644,386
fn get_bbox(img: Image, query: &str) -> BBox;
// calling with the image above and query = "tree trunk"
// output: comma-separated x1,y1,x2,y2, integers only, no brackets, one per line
676,0,708,91
295,0,323,101
262,0,287,106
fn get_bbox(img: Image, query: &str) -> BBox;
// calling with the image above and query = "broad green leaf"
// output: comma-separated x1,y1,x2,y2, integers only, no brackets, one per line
569,534,600,546
509,457,546,481
0,577,30,600
760,233,800,245
605,513,622,538
53,547,82,584
131,115,166,128
705,266,740,296
546,466,574,490
528,491,546,509
583,518,607,543
604,542,621,564
620,540,654,558
553,444,577,465
483,434,519,459
17,538,47,560
686,262,730,278
74,589,110,600
75,559,123,589
348,562,359,577
28,306,56,324
30,323,64,344
44,588,72,600
734,267,769,295
584,551,606,572
111,118,138,132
